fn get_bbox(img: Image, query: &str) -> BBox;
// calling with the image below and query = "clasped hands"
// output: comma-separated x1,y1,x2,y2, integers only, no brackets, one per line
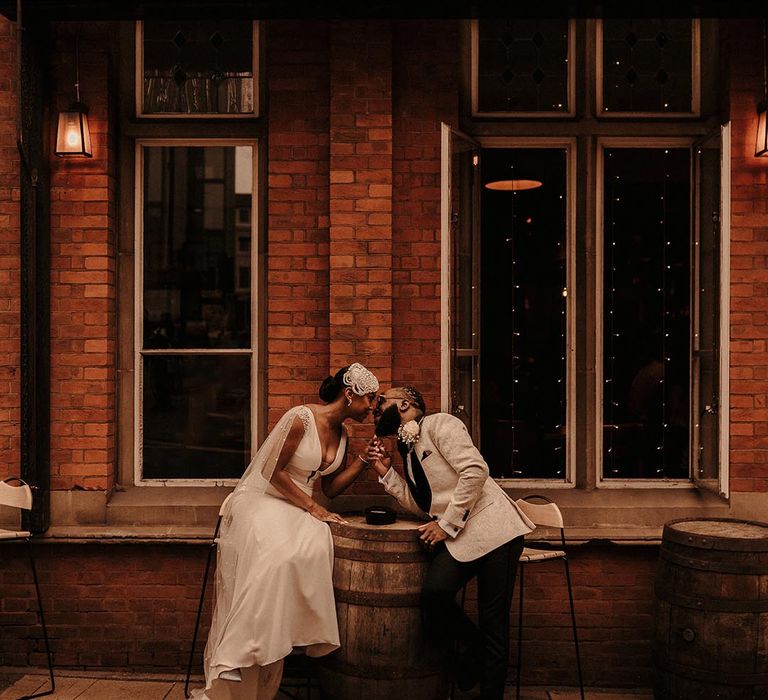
364,437,447,550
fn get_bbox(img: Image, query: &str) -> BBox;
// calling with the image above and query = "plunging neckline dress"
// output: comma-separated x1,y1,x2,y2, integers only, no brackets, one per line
197,405,347,699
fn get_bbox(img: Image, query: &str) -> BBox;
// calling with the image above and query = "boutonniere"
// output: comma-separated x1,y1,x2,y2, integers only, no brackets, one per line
397,419,421,447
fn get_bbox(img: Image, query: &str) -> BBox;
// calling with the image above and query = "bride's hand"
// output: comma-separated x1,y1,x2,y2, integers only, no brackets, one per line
366,437,391,475
307,502,347,524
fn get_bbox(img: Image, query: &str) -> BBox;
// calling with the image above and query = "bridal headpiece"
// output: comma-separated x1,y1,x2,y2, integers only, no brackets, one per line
342,362,380,396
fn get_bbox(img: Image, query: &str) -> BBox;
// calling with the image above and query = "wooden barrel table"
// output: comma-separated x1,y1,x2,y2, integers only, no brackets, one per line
653,517,768,700
317,514,444,700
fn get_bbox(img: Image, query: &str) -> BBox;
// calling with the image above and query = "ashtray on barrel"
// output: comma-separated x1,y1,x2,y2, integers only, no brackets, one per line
364,505,396,525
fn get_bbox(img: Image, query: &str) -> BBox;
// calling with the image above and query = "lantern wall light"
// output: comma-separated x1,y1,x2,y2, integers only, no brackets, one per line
55,33,92,158
756,20,768,158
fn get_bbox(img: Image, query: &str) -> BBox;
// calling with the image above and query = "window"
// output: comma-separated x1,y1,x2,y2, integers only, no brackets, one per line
597,19,700,116
136,142,257,483
452,19,726,491
471,19,575,116
136,20,258,117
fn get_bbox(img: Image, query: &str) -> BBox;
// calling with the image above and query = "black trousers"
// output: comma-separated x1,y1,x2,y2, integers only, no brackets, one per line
421,535,525,700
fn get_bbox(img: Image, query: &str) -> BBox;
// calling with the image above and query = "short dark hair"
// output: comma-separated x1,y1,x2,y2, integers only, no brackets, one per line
400,385,426,413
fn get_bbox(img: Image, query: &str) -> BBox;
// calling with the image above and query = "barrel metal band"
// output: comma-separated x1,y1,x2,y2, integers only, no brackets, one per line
654,654,768,685
655,583,768,612
334,589,422,607
319,657,441,680
659,547,768,575
333,545,426,563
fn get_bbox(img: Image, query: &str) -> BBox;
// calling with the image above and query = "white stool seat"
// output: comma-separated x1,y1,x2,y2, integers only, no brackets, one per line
520,546,566,562
0,528,31,540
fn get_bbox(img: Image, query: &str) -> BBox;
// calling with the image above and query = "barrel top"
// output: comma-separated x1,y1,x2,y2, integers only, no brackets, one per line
330,514,426,541
663,517,768,551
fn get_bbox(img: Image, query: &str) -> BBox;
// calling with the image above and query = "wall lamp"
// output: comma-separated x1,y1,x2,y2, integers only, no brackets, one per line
756,20,768,157
55,33,92,158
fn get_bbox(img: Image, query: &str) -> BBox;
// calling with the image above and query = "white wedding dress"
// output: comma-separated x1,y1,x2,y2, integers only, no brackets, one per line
194,405,347,700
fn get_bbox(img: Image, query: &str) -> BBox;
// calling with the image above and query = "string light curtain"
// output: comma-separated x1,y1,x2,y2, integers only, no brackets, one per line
603,148,690,479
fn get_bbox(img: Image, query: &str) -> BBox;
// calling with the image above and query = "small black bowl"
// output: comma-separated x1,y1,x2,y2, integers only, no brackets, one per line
364,505,396,525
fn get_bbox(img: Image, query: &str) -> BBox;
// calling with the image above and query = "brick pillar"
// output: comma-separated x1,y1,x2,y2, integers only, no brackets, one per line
266,21,331,427
49,23,116,492
0,17,20,481
329,21,393,392
726,20,768,493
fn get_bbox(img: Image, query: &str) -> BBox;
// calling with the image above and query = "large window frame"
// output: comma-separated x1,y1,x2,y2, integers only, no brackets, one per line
457,19,728,497
133,138,260,487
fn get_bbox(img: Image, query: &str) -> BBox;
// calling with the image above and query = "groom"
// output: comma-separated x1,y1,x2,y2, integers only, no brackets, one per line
368,386,535,700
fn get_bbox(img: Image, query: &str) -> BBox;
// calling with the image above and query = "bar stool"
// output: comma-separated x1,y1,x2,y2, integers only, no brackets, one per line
0,478,55,699
515,494,584,700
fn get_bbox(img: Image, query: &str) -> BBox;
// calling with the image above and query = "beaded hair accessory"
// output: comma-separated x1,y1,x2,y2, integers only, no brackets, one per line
342,363,380,396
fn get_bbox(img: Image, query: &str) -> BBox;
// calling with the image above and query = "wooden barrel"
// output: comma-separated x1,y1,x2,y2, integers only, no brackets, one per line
653,517,768,700
316,515,444,700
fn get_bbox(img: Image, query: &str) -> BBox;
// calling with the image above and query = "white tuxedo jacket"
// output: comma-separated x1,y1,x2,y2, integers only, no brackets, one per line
379,412,534,562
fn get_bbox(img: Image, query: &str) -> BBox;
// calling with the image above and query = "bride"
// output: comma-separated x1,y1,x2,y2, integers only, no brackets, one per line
194,363,380,699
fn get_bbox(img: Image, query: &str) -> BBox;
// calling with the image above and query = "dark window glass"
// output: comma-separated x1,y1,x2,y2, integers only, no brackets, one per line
603,148,690,479
477,19,569,113
480,149,567,479
602,19,693,113
142,355,250,479
143,146,252,350
142,20,254,114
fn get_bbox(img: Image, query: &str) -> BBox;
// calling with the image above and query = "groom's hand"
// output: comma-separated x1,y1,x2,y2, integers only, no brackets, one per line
417,521,448,550
366,437,391,476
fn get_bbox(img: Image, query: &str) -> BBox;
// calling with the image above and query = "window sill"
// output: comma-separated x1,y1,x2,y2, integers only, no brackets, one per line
41,484,765,546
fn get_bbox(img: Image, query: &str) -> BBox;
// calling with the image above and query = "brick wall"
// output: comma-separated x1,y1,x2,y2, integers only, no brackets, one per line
725,19,768,493
266,21,332,425
0,540,658,686
49,23,116,492
0,16,19,482
0,543,209,669
392,20,458,413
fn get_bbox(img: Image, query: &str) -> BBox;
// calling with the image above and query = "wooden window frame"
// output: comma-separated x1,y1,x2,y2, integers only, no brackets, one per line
133,138,260,487
595,19,701,119
135,20,260,120
470,19,577,119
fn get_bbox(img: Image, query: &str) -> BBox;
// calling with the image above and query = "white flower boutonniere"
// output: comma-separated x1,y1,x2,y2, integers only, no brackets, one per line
397,419,421,448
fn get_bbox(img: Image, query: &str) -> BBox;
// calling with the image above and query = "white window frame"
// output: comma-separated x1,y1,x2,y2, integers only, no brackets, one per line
470,19,577,118
134,138,260,486
135,21,260,119
596,136,707,489
595,19,701,118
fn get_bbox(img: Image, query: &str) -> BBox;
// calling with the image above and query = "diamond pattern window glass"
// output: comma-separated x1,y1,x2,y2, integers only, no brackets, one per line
140,20,255,115
475,19,569,113
601,19,693,113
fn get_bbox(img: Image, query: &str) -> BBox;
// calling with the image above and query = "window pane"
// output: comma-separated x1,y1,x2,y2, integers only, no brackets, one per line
603,148,690,479
142,20,254,114
477,19,569,113
602,19,693,113
142,355,250,479
143,146,252,349
480,149,567,479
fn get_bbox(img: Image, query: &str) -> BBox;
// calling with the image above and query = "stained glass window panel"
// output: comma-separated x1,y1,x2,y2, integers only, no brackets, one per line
476,19,569,113
602,19,693,113
141,20,254,115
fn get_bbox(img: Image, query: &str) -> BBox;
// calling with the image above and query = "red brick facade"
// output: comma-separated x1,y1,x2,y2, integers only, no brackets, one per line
726,19,768,493
0,14,766,691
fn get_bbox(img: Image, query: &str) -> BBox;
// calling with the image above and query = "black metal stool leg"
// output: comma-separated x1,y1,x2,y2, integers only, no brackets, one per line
185,539,218,698
18,538,54,700
515,563,524,700
563,556,584,700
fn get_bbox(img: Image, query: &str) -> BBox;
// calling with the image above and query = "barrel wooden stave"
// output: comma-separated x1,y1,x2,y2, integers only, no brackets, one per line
318,516,444,700
653,518,768,700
